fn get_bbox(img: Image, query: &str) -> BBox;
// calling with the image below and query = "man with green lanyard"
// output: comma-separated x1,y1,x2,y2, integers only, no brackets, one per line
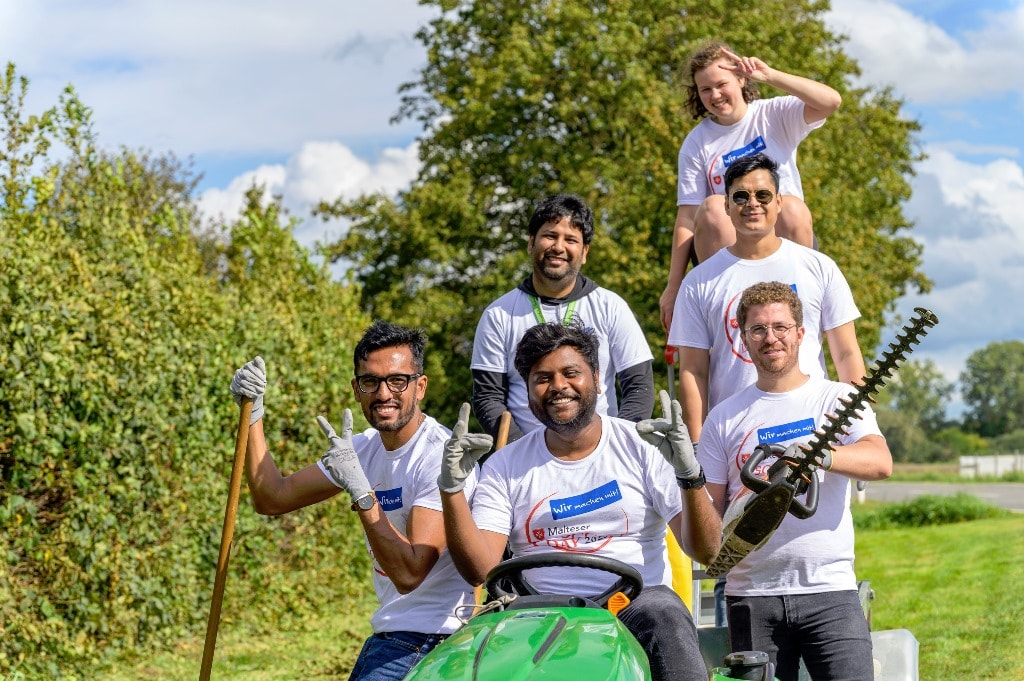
471,193,655,443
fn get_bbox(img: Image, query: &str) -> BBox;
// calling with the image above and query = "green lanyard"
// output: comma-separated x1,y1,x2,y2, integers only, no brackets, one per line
528,295,577,326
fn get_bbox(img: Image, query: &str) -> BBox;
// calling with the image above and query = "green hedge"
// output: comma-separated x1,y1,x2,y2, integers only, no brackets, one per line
1,68,372,676
854,493,1011,531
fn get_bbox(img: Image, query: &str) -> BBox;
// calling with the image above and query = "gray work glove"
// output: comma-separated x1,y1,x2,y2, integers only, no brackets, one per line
636,389,701,480
317,410,372,500
230,356,266,425
438,403,493,493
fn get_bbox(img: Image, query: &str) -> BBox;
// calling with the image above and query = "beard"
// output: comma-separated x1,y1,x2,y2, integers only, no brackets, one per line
530,384,599,436
750,342,800,377
364,398,417,433
533,251,580,283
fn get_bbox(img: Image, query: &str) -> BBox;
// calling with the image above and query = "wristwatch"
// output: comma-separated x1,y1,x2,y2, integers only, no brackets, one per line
351,492,377,512
676,468,706,490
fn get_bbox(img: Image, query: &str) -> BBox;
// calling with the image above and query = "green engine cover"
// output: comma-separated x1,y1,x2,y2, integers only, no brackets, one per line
404,606,651,681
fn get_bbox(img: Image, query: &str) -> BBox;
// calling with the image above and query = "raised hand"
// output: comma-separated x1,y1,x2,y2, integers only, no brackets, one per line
438,403,492,493
636,389,701,480
317,410,372,500
720,47,771,83
230,356,266,425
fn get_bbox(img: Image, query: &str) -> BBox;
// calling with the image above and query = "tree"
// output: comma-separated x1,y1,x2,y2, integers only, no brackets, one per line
878,359,953,434
960,340,1024,437
319,0,929,425
875,409,942,462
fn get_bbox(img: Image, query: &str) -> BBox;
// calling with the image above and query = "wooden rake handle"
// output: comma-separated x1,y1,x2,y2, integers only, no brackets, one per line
495,410,512,451
199,397,252,680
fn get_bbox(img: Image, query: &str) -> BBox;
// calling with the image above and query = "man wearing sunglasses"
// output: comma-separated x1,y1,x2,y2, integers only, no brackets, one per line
668,151,865,456
229,321,486,681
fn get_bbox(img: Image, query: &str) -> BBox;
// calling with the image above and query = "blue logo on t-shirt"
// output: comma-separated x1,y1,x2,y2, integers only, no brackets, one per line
758,418,816,445
723,136,767,167
376,487,403,512
549,481,622,520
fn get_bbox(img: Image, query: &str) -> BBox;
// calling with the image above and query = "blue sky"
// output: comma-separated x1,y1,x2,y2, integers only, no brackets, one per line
4,0,1022,415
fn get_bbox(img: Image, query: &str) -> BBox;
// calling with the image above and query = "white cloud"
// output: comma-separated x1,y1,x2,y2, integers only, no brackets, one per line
8,1,437,156
196,139,421,248
827,0,1024,103
894,146,1024,389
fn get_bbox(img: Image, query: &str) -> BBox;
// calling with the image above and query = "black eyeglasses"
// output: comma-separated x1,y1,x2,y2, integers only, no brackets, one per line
744,323,797,342
355,373,421,394
730,189,776,206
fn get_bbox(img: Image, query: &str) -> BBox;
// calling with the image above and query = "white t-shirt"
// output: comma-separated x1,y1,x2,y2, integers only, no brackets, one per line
471,286,653,433
699,377,881,596
316,415,476,634
668,239,859,411
677,96,823,204
471,415,681,595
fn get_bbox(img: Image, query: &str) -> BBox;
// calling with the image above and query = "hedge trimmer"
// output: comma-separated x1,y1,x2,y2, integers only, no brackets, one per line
705,307,939,578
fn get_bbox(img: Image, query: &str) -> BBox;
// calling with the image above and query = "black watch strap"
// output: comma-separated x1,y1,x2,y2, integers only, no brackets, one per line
676,467,706,490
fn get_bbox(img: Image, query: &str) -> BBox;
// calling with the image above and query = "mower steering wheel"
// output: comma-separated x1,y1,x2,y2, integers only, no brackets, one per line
483,553,643,607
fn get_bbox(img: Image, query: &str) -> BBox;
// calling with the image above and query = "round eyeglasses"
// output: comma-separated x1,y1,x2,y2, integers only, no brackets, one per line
744,323,797,342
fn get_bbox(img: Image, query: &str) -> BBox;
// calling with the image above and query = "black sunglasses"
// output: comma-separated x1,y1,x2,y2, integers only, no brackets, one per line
730,189,776,206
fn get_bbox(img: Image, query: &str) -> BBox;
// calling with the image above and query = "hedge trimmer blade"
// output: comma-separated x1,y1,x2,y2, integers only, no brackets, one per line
704,308,939,579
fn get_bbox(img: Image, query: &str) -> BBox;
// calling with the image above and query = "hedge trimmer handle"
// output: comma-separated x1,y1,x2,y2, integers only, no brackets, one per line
741,444,819,519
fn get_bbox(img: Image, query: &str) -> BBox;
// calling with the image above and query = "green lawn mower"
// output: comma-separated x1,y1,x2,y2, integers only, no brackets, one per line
403,552,777,681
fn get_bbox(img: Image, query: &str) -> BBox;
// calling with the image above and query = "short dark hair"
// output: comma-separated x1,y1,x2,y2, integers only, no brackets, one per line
527,194,595,245
514,321,600,383
724,153,781,195
685,40,760,121
736,281,804,331
354,320,427,373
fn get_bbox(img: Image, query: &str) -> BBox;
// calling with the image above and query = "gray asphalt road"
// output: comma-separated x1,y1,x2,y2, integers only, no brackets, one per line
858,481,1024,512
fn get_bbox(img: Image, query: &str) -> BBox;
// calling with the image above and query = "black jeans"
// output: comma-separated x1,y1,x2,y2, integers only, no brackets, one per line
727,590,873,681
617,584,707,681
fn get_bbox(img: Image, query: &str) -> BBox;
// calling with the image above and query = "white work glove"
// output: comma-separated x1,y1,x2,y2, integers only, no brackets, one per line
438,403,493,493
317,410,372,500
230,356,266,425
636,389,701,480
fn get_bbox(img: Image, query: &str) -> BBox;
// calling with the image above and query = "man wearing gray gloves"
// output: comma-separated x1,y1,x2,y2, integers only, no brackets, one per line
230,320,482,681
439,321,716,681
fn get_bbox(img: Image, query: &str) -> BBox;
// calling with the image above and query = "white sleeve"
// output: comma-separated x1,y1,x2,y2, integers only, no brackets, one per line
766,95,825,149
470,304,510,373
603,292,654,372
469,459,514,536
677,132,709,205
669,280,711,349
820,259,860,331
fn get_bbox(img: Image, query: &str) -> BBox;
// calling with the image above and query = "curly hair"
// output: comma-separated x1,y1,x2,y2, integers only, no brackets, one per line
685,40,761,120
513,321,600,384
736,281,804,331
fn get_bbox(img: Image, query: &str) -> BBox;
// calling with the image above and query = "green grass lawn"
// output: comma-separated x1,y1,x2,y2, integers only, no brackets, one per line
92,512,1024,680
94,593,377,680
855,514,1024,680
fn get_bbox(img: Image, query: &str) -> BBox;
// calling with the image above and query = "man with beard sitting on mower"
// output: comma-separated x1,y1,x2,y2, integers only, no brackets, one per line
438,321,719,681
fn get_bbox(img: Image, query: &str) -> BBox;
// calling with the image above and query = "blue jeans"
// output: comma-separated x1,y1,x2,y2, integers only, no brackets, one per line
348,631,447,681
617,585,707,681
726,590,873,681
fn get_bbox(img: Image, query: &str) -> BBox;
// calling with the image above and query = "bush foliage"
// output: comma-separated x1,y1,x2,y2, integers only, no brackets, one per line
1,65,371,676
854,493,1010,531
